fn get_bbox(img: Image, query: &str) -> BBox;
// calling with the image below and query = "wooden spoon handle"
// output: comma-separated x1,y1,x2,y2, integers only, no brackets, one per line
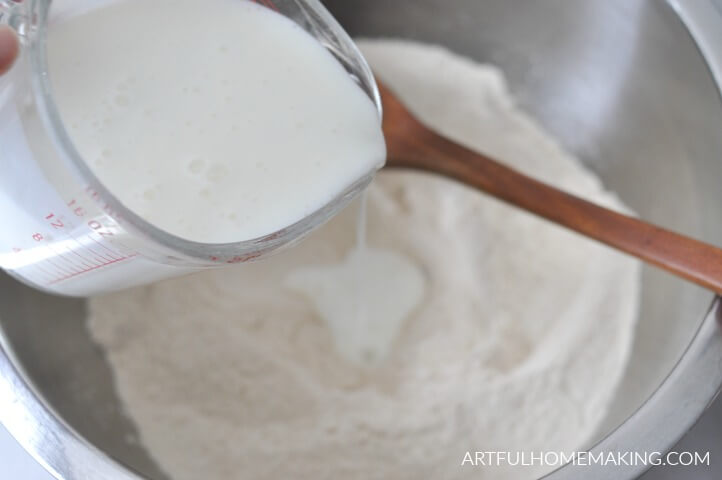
386,127,722,295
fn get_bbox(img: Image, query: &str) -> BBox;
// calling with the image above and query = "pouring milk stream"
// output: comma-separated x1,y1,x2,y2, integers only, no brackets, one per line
0,0,422,365
0,0,389,293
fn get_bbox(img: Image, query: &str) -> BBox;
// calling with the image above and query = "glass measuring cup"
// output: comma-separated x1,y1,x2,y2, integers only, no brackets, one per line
0,0,383,296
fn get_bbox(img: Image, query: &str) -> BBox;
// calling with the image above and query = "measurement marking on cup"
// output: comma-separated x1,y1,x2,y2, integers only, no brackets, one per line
67,198,86,217
38,248,75,276
42,212,96,270
62,243,95,269
32,263,57,285
16,213,140,283
48,253,138,285
10,247,56,283
48,244,85,275
89,237,120,261
73,231,121,263
58,202,130,261
81,237,118,263
43,255,76,278
45,213,65,229
71,235,114,263
90,233,136,255
70,235,110,263
88,220,113,236
86,220,136,257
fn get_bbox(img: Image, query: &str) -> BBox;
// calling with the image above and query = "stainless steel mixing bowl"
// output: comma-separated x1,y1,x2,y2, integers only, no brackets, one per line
1,1,722,479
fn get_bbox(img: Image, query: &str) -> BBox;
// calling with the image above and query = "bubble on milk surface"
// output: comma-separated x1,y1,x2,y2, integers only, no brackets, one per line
187,157,206,175
206,163,229,183
114,94,130,107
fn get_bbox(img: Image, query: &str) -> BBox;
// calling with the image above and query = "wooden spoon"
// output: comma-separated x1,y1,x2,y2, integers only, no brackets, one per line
378,80,722,295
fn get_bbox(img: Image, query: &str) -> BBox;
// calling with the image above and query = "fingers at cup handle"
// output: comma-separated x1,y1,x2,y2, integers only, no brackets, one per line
0,25,19,76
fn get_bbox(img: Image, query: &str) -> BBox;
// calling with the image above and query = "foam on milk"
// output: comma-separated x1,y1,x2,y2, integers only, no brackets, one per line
47,0,386,243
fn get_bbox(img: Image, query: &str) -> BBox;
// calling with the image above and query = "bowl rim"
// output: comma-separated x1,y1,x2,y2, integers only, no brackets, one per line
3,300,720,480
542,299,722,479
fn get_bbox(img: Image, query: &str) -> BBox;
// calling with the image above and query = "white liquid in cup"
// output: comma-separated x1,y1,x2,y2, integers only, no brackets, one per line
46,0,416,363
47,0,386,244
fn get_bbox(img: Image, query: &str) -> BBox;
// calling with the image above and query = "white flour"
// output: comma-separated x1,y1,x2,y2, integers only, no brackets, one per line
87,40,641,480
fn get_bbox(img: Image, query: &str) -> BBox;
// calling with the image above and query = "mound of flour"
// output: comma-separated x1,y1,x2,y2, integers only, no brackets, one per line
87,40,640,480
